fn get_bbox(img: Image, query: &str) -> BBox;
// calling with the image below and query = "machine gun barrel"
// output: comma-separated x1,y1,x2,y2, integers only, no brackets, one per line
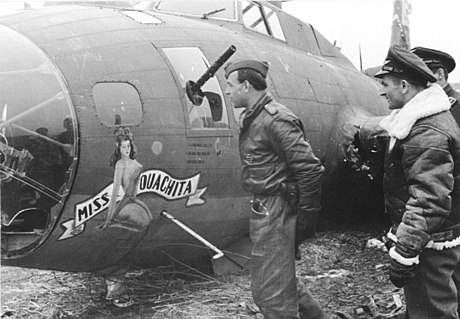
186,45,236,106
192,45,236,92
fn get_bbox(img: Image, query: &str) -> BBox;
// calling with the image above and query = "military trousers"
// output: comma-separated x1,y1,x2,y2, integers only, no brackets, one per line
404,244,460,319
249,193,327,319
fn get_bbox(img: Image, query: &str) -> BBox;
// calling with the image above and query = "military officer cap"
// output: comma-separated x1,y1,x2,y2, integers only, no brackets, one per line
411,46,456,73
224,60,269,78
375,44,436,83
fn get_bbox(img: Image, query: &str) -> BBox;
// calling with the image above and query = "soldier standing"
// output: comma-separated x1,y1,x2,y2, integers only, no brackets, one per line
376,45,460,318
411,46,460,125
224,60,327,319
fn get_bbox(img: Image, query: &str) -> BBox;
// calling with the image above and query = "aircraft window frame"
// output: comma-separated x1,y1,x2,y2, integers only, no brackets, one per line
140,0,238,21
0,25,78,252
160,47,232,138
120,10,163,24
93,82,143,127
313,28,340,57
0,25,78,196
264,5,285,41
241,1,286,42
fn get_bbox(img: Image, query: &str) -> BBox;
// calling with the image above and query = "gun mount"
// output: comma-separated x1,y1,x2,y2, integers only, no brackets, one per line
186,45,236,106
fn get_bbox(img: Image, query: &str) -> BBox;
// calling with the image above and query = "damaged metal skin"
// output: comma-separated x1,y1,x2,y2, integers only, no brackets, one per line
343,116,388,182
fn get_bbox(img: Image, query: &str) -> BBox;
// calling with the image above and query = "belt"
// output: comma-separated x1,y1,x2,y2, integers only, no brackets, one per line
388,223,460,251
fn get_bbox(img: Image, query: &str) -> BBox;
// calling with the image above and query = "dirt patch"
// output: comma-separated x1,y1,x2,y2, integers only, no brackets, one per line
1,231,405,318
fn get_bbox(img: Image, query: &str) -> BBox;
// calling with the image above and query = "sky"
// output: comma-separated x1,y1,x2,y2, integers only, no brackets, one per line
0,0,459,83
283,0,460,83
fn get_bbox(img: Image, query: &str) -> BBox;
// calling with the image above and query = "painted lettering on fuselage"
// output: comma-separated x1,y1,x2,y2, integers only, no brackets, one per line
137,170,193,200
76,192,110,225
58,169,207,240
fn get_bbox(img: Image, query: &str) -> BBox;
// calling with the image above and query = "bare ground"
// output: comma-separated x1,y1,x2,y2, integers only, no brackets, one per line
1,231,405,319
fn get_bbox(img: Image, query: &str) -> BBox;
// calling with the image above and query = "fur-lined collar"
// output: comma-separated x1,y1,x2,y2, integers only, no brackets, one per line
379,84,451,139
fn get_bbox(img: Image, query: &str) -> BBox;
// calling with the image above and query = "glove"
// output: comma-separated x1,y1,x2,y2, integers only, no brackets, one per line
294,212,318,261
388,242,419,288
295,211,319,246
389,258,416,288
295,244,302,261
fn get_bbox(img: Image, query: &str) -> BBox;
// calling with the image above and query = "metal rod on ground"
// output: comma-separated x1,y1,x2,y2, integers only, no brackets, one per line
160,210,224,259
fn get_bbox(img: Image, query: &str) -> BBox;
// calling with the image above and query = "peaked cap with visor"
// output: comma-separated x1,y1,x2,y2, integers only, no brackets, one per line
375,45,437,84
411,46,456,74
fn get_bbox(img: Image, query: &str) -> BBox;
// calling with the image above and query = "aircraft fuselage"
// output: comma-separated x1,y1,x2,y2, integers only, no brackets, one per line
0,2,387,272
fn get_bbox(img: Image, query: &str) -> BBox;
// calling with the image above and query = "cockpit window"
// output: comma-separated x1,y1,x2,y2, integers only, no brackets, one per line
0,25,77,249
242,1,285,41
162,47,229,130
142,0,236,20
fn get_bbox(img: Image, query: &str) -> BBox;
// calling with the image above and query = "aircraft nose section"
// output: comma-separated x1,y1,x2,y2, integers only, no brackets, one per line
1,25,78,258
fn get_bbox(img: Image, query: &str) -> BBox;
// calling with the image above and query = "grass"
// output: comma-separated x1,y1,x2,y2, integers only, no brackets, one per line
1,231,405,319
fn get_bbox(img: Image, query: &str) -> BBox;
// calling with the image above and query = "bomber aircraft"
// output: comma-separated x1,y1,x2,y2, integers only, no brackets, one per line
0,0,389,298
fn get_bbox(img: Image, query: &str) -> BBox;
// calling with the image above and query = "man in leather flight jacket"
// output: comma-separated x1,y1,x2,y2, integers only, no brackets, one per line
224,59,326,319
376,45,460,318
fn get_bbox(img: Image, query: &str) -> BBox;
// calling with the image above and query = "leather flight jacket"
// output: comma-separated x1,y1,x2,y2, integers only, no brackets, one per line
239,92,324,215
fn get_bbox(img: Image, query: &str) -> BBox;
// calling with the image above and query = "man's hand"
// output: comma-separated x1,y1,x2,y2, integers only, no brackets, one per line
388,242,419,288
294,212,318,260
295,211,319,245
96,220,111,231
389,258,416,288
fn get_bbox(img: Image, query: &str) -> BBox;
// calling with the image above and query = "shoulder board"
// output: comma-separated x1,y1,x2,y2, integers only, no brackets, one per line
449,96,458,107
264,103,278,115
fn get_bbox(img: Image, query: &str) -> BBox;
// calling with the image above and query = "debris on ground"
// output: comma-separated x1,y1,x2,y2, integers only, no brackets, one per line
365,238,387,251
298,232,405,319
1,231,406,318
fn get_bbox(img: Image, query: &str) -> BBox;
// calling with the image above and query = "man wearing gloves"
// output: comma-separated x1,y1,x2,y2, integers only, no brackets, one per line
375,45,460,318
224,59,326,319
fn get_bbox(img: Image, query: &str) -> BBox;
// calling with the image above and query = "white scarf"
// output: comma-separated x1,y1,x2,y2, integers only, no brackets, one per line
379,84,451,140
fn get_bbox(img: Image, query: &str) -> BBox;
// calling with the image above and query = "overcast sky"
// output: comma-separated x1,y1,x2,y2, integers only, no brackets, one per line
283,0,460,83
